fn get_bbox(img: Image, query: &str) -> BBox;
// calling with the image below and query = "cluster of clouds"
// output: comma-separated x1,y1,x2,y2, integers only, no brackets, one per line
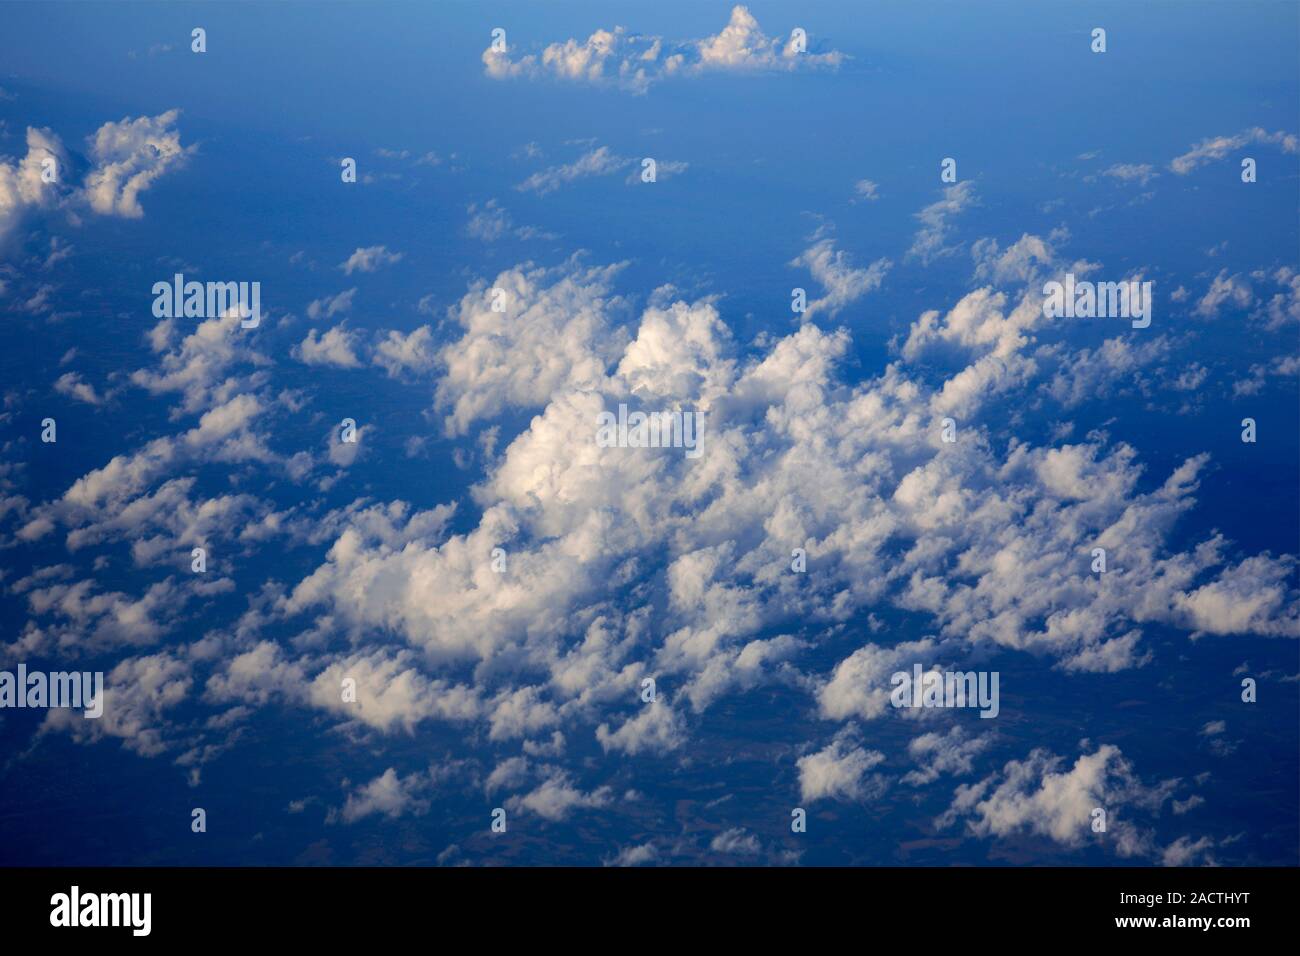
10,209,1293,857
0,110,190,248
1077,126,1299,212
938,743,1215,865
465,199,556,242
50,216,1277,857
1193,266,1299,329
483,5,844,94
3,289,393,672
2,91,1293,863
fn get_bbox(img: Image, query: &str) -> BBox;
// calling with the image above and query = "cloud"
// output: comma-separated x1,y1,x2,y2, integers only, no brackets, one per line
82,110,192,218
819,639,937,721
607,842,659,866
54,371,107,406
596,700,687,755
1176,554,1299,638
483,5,844,94
1170,127,1298,174
466,199,557,242
1195,266,1300,329
40,652,192,757
790,232,891,318
797,733,886,802
902,726,993,786
293,325,363,368
306,287,356,321
333,768,432,823
1044,335,1174,409
43,236,73,268
908,182,976,263
130,309,270,417
308,648,479,733
938,744,1183,860
679,633,805,712
372,325,436,379
12,576,218,658
1194,269,1254,318
485,756,531,794
465,199,510,241
339,245,403,275
852,179,879,202
202,636,481,737
970,231,1072,288
1101,163,1157,186
710,827,761,855
19,282,56,315
516,146,630,195
62,476,271,567
484,26,651,90
506,770,612,821
1257,267,1300,328
1233,353,1300,397
695,6,843,72
1160,835,1216,866
1190,266,1300,332
488,685,561,741
434,259,628,434
0,126,68,246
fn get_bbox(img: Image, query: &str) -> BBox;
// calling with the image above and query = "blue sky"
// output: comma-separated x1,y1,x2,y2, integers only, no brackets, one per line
0,1,1297,866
